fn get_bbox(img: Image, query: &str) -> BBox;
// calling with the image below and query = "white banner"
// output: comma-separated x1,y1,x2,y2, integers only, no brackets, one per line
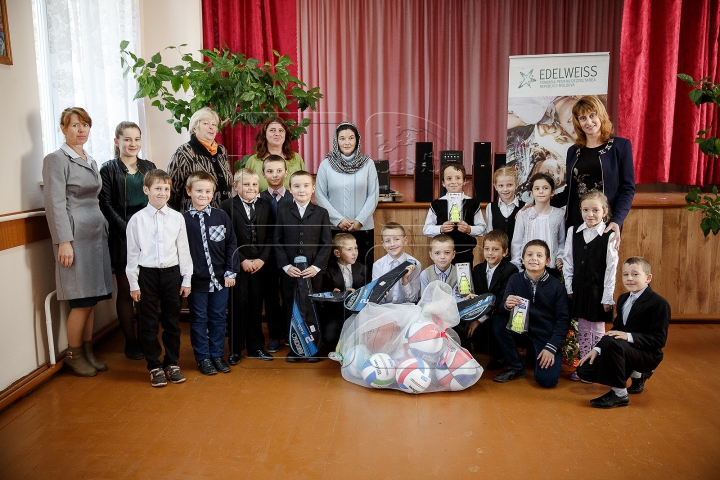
506,53,610,202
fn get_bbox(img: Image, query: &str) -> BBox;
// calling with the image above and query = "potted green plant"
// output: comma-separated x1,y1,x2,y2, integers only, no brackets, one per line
678,73,720,236
120,41,322,151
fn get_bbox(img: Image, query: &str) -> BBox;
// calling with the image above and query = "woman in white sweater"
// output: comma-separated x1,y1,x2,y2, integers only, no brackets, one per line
315,122,379,273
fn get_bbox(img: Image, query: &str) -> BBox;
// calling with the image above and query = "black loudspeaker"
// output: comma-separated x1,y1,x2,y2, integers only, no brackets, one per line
415,142,434,202
374,160,391,194
494,152,507,169
472,142,493,203
439,150,463,196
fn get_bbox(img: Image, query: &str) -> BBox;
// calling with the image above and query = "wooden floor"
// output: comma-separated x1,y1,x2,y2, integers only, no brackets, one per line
1,324,719,480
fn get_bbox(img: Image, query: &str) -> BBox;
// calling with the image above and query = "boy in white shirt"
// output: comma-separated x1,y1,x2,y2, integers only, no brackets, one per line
126,169,193,387
372,222,421,304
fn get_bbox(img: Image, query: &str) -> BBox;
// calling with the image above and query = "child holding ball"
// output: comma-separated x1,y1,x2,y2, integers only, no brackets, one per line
511,173,566,279
563,191,619,380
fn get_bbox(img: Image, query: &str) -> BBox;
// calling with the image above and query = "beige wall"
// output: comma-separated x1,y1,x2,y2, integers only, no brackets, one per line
140,0,203,169
0,1,202,391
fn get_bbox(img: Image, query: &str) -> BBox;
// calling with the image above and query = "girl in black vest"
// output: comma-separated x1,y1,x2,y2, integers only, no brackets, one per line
562,191,619,380
422,163,487,266
485,167,524,258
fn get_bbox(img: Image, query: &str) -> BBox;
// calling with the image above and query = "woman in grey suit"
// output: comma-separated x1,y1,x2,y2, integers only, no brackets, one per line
43,107,114,377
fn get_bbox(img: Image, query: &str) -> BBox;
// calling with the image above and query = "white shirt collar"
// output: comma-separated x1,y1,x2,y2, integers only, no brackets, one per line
577,221,606,235
146,203,170,215
268,186,286,197
500,197,520,208
434,264,452,276
439,193,471,200
629,286,648,300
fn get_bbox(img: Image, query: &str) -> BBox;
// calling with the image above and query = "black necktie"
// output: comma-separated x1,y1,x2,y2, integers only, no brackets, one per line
271,192,279,217
245,201,255,221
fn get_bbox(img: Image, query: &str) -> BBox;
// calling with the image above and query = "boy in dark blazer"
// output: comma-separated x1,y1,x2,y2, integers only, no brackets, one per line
577,256,671,408
258,155,293,352
274,170,333,362
321,233,366,352
221,168,274,364
469,230,519,369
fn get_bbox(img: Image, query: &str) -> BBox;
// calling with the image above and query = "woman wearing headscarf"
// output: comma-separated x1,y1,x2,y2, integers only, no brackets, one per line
315,122,379,272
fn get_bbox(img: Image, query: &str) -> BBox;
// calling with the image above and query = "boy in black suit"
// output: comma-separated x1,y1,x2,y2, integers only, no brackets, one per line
469,230,519,369
221,168,274,364
274,170,333,362
577,256,671,408
258,155,293,352
321,233,366,352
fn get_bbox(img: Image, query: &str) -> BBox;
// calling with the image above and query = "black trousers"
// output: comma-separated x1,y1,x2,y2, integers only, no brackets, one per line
229,269,266,354
576,336,662,388
320,304,352,352
137,266,182,371
259,259,285,340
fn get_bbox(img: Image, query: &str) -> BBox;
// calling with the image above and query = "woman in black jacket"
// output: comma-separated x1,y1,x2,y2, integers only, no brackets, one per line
99,121,156,359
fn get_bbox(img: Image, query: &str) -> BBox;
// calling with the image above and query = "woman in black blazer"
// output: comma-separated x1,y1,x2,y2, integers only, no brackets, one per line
99,121,156,359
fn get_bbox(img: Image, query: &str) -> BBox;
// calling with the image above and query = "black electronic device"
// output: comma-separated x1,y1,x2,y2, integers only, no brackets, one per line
439,150,463,196
414,142,434,202
472,142,493,203
374,160,391,194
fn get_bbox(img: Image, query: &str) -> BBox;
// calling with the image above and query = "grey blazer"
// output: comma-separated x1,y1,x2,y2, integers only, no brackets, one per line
42,145,113,301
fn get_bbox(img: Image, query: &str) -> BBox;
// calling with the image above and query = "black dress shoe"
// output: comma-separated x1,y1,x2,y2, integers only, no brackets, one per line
628,371,653,394
306,355,323,363
228,353,241,365
211,357,231,373
493,368,527,383
590,390,630,408
248,349,274,361
197,358,217,376
285,351,300,363
124,341,144,360
486,358,505,370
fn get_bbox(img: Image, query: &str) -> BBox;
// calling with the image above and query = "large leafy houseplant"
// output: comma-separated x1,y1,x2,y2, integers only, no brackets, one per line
678,73,720,236
120,41,322,142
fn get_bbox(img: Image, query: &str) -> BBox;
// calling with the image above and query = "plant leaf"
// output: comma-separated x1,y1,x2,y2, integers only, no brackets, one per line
120,40,130,50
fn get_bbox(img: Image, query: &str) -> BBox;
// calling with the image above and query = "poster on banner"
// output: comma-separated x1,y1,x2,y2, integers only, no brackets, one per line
506,53,610,203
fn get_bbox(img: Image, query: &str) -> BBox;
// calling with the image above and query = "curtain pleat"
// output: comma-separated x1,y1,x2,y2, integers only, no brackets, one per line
620,0,720,185
297,0,623,173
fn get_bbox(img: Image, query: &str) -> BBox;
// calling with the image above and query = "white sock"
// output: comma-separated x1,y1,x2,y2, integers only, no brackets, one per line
612,387,628,397
630,371,642,379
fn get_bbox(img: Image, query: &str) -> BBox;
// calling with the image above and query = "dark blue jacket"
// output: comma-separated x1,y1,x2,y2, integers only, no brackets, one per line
502,271,570,355
555,136,635,228
183,206,238,292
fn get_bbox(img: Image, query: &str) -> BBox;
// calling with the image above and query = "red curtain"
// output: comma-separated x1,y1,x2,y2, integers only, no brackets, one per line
201,0,298,161
619,0,720,186
297,0,623,173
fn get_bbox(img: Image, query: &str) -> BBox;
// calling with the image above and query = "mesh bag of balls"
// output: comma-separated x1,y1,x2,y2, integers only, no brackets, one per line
335,282,484,394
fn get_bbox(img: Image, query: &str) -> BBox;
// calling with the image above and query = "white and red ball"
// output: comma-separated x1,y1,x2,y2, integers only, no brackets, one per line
435,345,480,391
395,357,432,394
403,320,446,362
362,353,396,388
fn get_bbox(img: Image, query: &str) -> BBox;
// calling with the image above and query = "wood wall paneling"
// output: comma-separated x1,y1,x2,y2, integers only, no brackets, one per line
0,215,50,252
374,194,720,320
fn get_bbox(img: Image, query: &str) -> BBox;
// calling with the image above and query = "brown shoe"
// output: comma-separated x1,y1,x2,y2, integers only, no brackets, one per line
65,346,97,377
83,341,108,371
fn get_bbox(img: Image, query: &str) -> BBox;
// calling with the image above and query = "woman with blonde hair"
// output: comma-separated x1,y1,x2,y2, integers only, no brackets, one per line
167,107,233,211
